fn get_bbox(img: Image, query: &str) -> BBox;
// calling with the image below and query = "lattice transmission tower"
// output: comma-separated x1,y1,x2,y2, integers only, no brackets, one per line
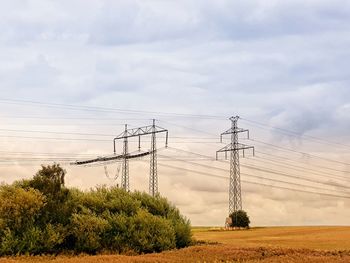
121,124,129,191
113,119,168,195
149,119,158,197
71,120,168,195
216,116,254,216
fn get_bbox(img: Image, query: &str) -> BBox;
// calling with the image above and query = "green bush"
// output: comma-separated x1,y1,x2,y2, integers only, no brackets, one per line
132,191,192,248
229,210,250,228
102,212,131,252
18,226,43,254
75,187,140,216
40,223,67,253
71,212,109,253
129,209,176,253
0,165,192,255
0,185,45,233
0,228,18,255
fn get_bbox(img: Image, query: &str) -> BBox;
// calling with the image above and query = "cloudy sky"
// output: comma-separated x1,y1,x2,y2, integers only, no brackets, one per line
0,0,350,226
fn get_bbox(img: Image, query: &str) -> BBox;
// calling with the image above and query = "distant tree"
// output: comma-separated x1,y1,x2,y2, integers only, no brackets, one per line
229,210,250,228
30,164,66,195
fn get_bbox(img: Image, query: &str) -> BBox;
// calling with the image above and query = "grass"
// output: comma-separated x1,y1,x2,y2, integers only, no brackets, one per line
1,226,350,262
193,226,350,250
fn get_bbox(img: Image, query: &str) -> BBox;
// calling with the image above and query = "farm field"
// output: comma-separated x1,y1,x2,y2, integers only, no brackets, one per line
193,226,350,250
1,226,350,263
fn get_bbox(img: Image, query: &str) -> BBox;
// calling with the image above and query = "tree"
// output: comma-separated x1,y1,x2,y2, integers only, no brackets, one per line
229,210,250,228
28,164,70,225
30,164,66,196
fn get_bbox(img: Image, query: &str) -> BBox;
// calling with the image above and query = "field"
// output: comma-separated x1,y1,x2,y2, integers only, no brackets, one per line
193,226,350,250
1,226,350,262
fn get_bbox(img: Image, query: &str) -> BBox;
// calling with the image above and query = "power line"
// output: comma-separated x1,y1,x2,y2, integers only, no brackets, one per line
0,128,115,137
159,155,350,195
240,117,350,149
255,150,350,176
0,126,220,141
158,162,350,200
149,120,350,178
0,116,149,121
241,163,350,191
158,120,219,136
0,134,221,144
0,150,101,156
166,147,350,190
0,135,111,142
0,98,227,120
249,138,350,167
247,154,350,182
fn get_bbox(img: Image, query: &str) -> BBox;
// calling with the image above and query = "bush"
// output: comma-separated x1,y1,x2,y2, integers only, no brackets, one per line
71,212,109,253
0,165,192,255
0,228,18,255
229,210,250,228
75,186,140,216
0,185,45,233
173,219,192,248
42,223,66,253
132,191,192,248
129,209,176,253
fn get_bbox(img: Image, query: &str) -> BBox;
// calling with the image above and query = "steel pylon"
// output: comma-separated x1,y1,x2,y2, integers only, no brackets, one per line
216,116,254,216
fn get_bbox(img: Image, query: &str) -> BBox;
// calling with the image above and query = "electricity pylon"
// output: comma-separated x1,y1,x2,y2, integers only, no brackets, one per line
216,116,254,216
121,124,129,191
149,119,158,197
113,120,168,195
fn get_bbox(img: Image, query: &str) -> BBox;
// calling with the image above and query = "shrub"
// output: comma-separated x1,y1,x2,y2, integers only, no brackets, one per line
42,223,66,253
75,187,140,216
0,228,18,255
71,212,109,253
0,185,45,233
0,165,192,255
229,210,250,228
132,191,192,248
129,209,176,253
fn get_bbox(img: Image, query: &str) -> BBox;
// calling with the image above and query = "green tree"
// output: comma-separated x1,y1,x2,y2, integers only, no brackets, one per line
229,210,250,228
28,164,71,225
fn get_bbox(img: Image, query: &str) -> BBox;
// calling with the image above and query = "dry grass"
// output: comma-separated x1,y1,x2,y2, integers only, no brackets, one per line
193,226,350,250
1,226,350,262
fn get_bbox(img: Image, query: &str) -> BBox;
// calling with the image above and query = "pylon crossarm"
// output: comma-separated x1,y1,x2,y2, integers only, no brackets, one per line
221,127,248,136
216,143,254,153
114,125,168,140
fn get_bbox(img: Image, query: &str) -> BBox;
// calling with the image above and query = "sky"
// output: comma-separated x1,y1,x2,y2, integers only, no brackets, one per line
0,0,350,226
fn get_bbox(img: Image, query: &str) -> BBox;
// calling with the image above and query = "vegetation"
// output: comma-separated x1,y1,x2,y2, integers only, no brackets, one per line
1,227,350,262
0,164,192,256
229,210,250,228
